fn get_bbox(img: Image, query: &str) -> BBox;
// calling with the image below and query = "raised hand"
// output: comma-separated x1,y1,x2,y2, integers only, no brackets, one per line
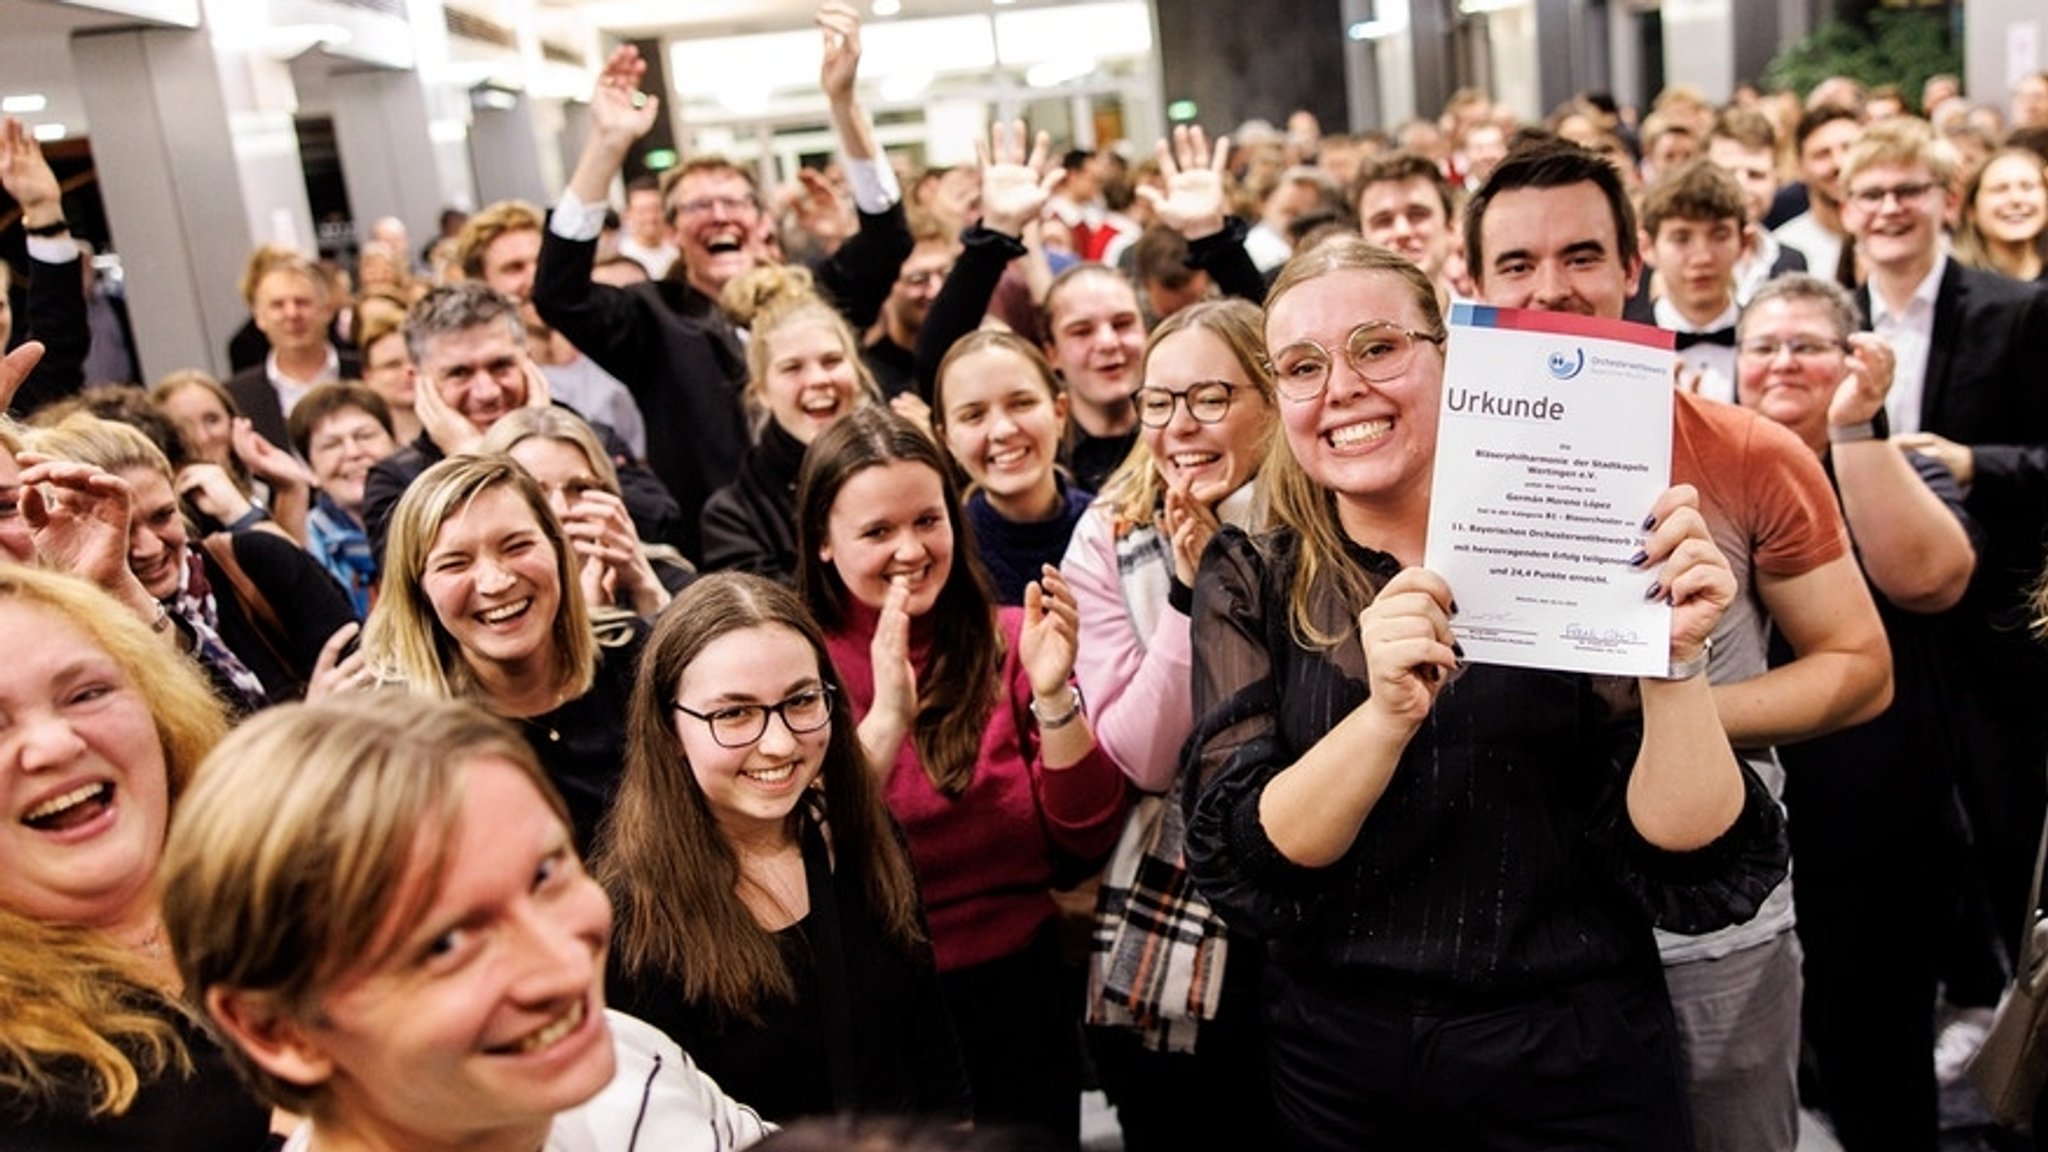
1355,567,1459,731
786,167,856,254
0,341,44,414
412,370,482,457
16,452,136,593
1160,480,1222,588
176,462,256,527
1137,125,1231,240
1637,484,1735,672
231,417,314,492
0,117,63,221
869,574,920,732
588,45,661,155
974,121,1066,238
816,0,863,104
1829,331,1895,428
1019,563,1081,699
304,622,372,701
559,488,668,616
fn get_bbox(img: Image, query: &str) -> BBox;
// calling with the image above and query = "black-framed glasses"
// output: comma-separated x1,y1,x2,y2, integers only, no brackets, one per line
1133,381,1239,427
1845,180,1936,210
674,685,835,748
1267,322,1446,402
1737,337,1846,361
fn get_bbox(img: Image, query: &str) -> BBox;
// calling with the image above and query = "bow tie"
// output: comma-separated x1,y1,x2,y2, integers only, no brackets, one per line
1674,327,1737,350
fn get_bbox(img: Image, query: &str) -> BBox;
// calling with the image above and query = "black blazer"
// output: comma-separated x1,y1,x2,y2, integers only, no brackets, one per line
225,345,362,451
1857,261,2048,608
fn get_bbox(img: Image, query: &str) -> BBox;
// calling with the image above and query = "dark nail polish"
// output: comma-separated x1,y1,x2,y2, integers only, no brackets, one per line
1644,580,1664,601
1449,598,1461,616
1627,549,1649,569
1451,640,1466,659
1641,513,1658,531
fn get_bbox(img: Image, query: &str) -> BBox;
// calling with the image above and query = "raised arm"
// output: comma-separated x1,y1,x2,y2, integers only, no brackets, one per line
1140,125,1264,303
1255,567,1454,866
1628,485,1747,851
912,123,1064,394
2,117,88,416
1829,333,1974,612
810,1,911,330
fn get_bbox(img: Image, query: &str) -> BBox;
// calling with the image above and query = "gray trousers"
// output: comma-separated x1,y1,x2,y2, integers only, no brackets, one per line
1664,929,1804,1152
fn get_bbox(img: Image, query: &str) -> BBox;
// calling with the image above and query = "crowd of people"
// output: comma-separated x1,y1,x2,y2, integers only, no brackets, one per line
5,0,2048,1147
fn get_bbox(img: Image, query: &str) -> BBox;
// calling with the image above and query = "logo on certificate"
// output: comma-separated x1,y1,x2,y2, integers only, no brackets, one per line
1547,347,1585,380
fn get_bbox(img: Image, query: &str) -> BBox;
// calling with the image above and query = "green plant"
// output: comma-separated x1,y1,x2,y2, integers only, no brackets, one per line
1763,9,1961,101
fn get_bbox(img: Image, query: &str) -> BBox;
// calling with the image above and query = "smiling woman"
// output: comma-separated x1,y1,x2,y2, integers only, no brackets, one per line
700,266,880,583
933,331,1090,605
161,694,771,1152
0,566,269,1150
795,407,1126,1143
594,573,966,1123
360,454,646,854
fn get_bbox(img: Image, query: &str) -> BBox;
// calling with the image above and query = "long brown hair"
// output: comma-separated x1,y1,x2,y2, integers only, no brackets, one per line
1262,236,1445,649
796,407,1001,796
595,574,924,1020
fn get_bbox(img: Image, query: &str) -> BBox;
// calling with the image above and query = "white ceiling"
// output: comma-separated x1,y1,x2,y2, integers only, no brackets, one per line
0,0,1096,141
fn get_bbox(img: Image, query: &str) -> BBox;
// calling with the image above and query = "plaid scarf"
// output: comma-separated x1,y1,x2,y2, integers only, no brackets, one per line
1083,515,1233,1053
169,547,269,714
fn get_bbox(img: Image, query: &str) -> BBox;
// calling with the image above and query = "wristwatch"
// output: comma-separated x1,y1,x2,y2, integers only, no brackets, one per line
1029,684,1085,730
1663,636,1714,681
1828,408,1890,444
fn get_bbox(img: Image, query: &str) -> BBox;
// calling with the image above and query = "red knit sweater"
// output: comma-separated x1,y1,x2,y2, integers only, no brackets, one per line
824,602,1127,972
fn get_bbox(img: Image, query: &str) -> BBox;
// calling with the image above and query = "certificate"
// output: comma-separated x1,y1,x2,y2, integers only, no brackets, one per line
1423,304,1675,677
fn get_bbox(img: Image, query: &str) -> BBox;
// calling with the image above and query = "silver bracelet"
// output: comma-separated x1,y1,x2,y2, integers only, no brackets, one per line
1029,684,1085,729
1662,636,1713,681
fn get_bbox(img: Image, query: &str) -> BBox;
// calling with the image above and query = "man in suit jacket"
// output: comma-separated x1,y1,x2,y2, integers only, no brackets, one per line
226,250,359,449
532,12,909,566
1845,117,2048,961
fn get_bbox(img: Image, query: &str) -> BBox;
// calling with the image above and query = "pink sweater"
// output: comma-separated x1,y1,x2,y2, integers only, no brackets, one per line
824,602,1127,972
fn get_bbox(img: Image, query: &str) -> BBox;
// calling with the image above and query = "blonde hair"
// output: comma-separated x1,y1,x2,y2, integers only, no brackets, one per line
0,567,226,1117
476,406,623,498
721,265,879,433
361,454,597,702
163,695,564,1116
1839,116,1959,191
1097,298,1276,532
25,411,175,485
1261,236,1444,649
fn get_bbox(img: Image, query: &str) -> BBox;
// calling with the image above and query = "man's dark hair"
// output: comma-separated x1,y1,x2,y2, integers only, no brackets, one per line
1794,104,1861,151
1061,149,1094,174
1463,140,1639,279
1350,150,1456,223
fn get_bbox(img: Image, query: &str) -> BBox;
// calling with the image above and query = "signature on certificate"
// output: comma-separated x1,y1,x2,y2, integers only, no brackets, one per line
1563,623,1641,647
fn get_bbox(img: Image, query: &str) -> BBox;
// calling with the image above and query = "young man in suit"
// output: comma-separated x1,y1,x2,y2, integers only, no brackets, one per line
1841,116,2048,984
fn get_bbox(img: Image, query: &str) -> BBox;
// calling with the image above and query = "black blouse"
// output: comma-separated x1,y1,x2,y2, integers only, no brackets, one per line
608,809,969,1124
1,1002,275,1152
518,622,648,858
1182,526,1788,993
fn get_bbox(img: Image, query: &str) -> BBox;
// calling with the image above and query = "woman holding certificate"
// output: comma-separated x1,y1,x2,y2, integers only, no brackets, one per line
1181,236,1789,1150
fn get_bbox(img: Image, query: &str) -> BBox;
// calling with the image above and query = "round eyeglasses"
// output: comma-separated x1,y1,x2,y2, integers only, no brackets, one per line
674,685,835,748
1133,381,1239,427
1267,322,1446,402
